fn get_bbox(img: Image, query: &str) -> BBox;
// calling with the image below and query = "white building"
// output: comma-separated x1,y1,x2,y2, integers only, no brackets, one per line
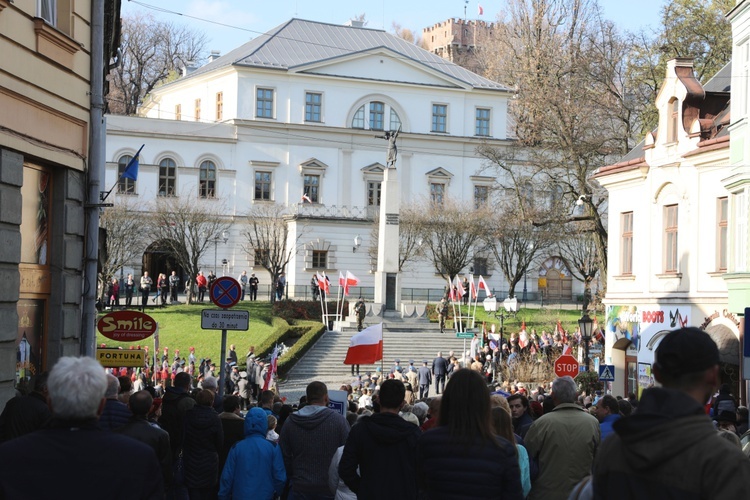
595,59,737,398
106,18,582,306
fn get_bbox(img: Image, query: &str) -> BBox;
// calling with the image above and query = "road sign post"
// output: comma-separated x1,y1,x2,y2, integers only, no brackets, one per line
554,354,580,378
206,276,244,399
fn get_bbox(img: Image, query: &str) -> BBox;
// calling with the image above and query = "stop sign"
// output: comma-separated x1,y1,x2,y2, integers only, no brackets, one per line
554,354,580,378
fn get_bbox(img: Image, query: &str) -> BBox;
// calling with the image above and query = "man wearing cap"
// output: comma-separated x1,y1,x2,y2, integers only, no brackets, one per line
417,361,432,400
591,327,750,498
390,359,401,375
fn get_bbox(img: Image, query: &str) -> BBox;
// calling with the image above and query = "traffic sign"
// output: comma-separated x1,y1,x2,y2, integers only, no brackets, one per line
201,309,249,331
210,276,242,308
599,364,615,381
456,332,474,339
554,354,579,378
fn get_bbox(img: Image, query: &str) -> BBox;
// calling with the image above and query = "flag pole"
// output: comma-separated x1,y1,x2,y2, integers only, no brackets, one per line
101,144,144,203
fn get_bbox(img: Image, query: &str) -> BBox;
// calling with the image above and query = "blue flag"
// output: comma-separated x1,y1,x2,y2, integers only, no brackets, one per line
122,145,144,181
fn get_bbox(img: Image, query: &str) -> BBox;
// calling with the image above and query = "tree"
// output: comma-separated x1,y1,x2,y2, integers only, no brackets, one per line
242,203,306,304
106,13,207,115
391,22,425,48
149,195,231,304
483,199,557,299
99,199,149,292
476,0,621,291
555,223,600,310
410,198,490,282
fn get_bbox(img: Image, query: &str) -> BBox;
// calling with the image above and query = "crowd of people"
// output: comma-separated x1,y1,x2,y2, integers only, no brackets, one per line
1,327,749,499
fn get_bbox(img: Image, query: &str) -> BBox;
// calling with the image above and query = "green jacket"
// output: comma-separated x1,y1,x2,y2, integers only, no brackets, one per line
524,402,600,500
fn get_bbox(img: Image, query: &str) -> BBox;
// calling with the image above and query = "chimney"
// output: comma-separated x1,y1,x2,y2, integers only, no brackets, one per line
208,50,221,63
345,19,365,28
181,61,198,77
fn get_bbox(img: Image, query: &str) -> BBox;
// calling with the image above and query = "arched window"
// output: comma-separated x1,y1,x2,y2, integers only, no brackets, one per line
369,102,385,130
158,158,176,197
350,100,404,131
352,106,365,129
667,98,679,143
199,160,216,198
117,155,136,195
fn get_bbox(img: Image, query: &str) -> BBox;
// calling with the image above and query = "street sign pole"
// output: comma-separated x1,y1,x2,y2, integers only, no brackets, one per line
218,328,227,400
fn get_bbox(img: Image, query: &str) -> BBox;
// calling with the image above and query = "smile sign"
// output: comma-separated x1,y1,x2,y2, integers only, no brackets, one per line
97,310,157,342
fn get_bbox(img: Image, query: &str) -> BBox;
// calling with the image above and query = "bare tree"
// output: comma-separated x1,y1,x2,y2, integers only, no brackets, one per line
149,195,232,304
99,199,149,289
555,222,600,310
107,12,207,115
410,198,490,282
391,22,425,48
242,203,306,303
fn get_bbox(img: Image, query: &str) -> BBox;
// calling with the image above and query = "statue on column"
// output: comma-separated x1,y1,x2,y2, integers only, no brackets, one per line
380,127,400,168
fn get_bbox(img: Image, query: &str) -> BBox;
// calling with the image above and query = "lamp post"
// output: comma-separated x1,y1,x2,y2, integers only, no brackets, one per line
353,234,362,253
522,243,533,303
578,311,594,372
213,230,229,276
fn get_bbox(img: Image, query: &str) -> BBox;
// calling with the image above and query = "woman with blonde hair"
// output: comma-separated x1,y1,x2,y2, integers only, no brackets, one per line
492,405,531,498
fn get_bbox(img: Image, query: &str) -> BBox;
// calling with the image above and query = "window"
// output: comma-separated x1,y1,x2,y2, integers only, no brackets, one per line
199,160,216,198
432,104,447,133
367,181,382,207
473,257,489,276
305,92,322,122
303,174,320,203
717,197,728,272
158,158,176,197
256,88,274,118
369,102,385,131
621,212,633,275
195,99,201,121
667,98,679,143
255,171,272,201
254,249,269,268
390,109,401,131
38,0,57,26
312,250,328,269
734,191,748,272
474,185,489,209
430,183,445,205
216,92,223,121
475,108,490,136
117,155,136,195
352,105,365,129
175,104,181,121
663,204,678,273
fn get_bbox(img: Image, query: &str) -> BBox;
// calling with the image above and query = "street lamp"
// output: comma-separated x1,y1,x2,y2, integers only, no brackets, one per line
213,230,229,276
578,312,594,372
522,243,533,303
353,234,362,252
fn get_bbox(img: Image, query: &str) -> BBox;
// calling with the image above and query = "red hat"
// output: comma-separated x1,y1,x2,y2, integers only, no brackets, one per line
189,347,195,351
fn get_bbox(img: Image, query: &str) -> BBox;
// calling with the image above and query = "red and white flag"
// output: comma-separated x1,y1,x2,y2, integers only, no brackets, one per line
468,274,477,299
478,4,484,16
263,345,279,390
454,275,465,298
344,323,383,365
447,277,456,302
477,275,491,297
317,272,330,295
344,271,360,296
339,271,346,288
301,193,312,203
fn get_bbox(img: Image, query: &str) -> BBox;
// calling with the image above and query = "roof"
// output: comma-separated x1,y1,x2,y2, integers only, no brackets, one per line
181,19,511,91
703,62,731,93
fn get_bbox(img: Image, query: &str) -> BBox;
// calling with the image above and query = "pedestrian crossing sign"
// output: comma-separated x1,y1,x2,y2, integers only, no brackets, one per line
598,364,615,382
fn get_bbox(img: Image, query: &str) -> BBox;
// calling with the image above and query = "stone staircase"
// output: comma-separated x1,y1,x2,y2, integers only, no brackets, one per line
277,317,475,403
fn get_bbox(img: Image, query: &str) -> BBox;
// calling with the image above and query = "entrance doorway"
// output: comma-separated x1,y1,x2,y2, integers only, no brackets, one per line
142,240,185,292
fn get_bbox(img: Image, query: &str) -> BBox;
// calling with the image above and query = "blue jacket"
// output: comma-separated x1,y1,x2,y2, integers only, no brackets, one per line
219,407,286,500
599,414,621,442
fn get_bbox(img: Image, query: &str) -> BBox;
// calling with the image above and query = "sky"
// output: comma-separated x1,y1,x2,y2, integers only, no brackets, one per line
121,0,668,58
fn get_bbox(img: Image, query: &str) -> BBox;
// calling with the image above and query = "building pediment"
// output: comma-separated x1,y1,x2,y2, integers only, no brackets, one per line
291,47,471,89
299,158,329,174
425,167,454,181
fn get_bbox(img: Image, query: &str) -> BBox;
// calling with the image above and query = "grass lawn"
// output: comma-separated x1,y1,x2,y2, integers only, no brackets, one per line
96,301,285,367
447,305,591,334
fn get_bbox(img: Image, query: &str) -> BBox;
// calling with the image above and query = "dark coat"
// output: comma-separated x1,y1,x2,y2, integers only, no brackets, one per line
0,417,162,499
417,426,523,500
160,386,196,454
513,412,534,439
339,412,421,499
0,391,51,441
98,398,132,431
116,416,173,488
219,413,246,471
183,405,223,489
432,357,449,376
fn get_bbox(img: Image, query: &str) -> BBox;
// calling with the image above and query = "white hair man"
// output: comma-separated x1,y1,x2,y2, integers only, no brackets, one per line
524,375,600,500
0,356,163,498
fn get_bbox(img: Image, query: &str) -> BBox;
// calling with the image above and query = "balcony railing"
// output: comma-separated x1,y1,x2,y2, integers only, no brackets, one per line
289,203,374,221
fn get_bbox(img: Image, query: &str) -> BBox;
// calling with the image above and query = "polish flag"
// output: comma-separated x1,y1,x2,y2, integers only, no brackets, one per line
455,275,465,298
344,323,383,365
447,277,456,302
478,4,484,16
339,271,346,288
344,271,360,296
263,345,279,390
301,193,312,203
318,272,330,294
477,275,491,297
468,274,477,299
